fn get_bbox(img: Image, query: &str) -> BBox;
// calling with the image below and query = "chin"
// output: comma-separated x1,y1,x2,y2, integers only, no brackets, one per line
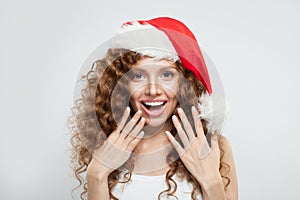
145,117,167,128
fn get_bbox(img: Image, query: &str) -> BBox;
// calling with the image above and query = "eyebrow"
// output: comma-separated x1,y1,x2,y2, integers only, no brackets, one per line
131,65,177,73
159,65,178,71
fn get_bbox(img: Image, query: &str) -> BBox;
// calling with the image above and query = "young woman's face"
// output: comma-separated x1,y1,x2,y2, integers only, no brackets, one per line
127,57,180,127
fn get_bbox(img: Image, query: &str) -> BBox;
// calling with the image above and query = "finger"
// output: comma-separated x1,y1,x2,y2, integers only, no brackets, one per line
172,115,190,148
125,117,145,143
126,131,144,152
116,107,131,133
177,107,196,141
109,107,131,143
119,110,142,139
191,106,206,142
165,131,184,155
211,133,220,153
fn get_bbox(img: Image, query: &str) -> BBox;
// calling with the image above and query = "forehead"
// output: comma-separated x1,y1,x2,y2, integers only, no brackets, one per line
130,57,177,70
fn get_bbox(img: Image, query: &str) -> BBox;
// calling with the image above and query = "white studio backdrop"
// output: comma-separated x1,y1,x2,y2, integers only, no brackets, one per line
0,0,299,199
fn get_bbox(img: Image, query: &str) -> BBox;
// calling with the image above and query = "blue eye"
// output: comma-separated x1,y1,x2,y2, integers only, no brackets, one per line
132,73,145,81
161,71,174,80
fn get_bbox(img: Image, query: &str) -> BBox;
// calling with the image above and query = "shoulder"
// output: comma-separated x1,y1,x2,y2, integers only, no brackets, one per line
217,135,239,199
217,135,233,153
217,135,235,166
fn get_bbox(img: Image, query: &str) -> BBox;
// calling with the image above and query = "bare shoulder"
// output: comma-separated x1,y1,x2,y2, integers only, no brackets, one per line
217,135,238,200
217,135,235,167
218,135,233,153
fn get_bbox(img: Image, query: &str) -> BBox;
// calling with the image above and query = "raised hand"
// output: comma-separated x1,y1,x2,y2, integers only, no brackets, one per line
165,106,221,188
87,107,145,178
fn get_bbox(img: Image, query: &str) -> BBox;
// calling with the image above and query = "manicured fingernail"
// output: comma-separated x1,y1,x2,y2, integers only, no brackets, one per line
141,117,145,122
165,131,171,135
137,110,142,114
126,106,130,111
177,107,183,114
137,131,144,139
191,106,196,112
172,115,178,121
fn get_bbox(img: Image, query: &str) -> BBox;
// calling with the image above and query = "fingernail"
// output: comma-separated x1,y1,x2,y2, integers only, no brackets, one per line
172,115,178,121
126,106,130,111
177,107,183,114
137,110,142,114
191,106,196,112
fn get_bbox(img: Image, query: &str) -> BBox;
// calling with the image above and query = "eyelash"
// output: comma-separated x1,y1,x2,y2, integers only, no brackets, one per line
161,71,174,79
132,73,145,80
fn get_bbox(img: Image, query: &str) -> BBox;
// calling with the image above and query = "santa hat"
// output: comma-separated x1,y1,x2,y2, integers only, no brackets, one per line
121,17,212,95
111,17,227,134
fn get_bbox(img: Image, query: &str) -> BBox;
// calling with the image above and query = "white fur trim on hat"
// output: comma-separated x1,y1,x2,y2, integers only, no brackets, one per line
111,21,179,62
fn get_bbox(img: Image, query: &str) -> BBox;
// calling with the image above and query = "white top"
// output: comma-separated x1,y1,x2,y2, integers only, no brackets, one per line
112,172,202,200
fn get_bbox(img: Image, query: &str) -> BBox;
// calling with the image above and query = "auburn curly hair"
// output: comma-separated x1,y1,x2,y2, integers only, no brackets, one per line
67,48,230,200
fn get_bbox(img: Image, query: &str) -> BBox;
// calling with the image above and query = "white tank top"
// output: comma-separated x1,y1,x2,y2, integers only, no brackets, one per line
112,172,202,200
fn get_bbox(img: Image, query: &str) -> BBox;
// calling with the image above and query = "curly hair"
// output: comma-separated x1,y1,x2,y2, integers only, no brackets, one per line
67,48,230,200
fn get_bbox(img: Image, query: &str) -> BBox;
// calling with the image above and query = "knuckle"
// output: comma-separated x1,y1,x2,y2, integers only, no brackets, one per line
126,132,134,139
128,142,136,149
121,128,129,135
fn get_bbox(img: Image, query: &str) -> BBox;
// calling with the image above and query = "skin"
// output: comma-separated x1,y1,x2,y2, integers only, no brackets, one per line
127,57,179,130
86,58,238,200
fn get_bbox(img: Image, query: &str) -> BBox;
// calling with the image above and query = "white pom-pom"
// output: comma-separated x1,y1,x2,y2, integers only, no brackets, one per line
197,92,229,134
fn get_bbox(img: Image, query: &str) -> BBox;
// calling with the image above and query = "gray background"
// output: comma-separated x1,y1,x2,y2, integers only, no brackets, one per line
0,0,299,199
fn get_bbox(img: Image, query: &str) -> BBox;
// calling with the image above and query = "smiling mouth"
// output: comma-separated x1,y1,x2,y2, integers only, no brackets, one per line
140,101,167,117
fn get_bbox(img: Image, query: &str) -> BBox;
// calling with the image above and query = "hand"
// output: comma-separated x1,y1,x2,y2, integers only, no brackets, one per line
165,106,221,187
87,107,145,178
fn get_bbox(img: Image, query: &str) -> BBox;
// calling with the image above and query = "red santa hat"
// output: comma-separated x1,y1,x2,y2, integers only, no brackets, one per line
120,17,212,95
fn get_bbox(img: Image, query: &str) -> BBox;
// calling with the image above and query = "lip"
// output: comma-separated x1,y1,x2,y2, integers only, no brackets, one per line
140,99,168,103
139,99,168,117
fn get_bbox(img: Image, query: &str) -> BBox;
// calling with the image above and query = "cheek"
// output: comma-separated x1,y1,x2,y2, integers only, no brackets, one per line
163,82,179,97
127,84,135,95
163,76,179,89
129,89,143,106
129,92,138,102
128,82,146,95
129,96,138,112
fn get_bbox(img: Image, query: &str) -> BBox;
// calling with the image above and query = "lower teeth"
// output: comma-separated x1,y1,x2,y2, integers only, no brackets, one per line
148,105,163,110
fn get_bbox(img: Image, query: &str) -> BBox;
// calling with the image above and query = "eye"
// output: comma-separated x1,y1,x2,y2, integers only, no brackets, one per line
161,71,175,80
132,73,145,81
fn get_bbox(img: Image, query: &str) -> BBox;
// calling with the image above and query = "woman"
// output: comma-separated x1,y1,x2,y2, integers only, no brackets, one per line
68,17,238,200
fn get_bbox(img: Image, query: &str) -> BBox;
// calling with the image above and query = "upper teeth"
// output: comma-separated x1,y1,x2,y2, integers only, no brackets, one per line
144,101,164,106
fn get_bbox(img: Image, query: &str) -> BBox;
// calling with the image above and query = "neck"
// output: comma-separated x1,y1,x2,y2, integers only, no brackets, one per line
129,120,175,175
134,119,172,153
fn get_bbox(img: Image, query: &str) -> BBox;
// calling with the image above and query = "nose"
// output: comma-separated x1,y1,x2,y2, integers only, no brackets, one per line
145,82,162,96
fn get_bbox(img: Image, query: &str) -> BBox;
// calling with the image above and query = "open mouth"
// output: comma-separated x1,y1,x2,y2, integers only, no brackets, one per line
140,101,167,117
